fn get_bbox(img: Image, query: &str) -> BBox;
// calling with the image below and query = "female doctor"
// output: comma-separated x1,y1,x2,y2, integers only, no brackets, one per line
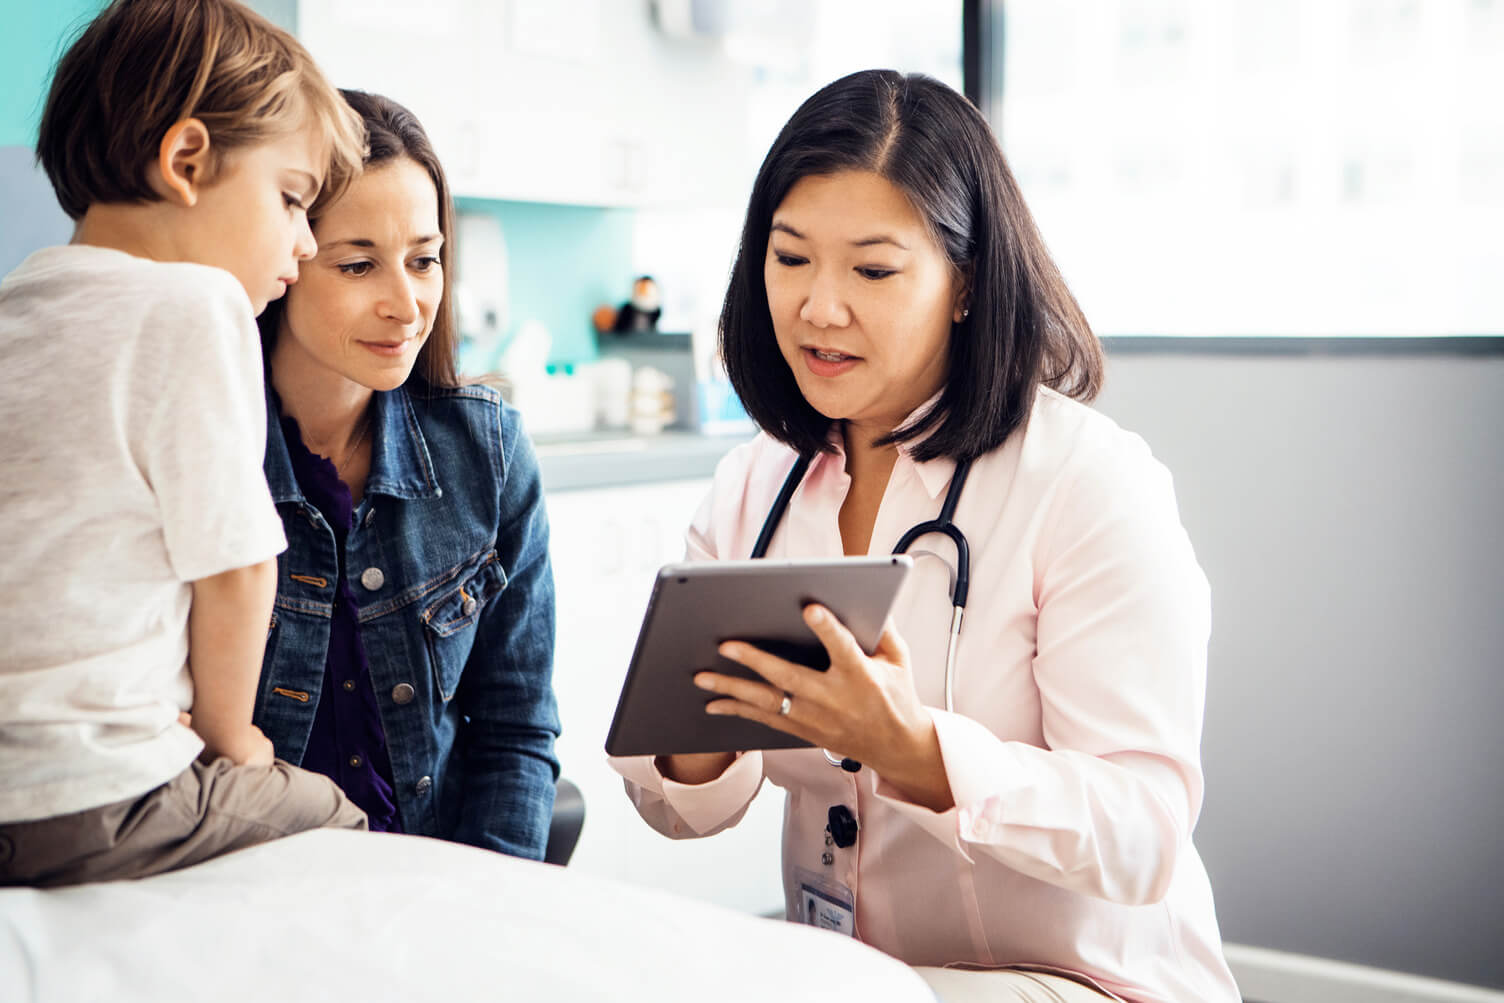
610,71,1241,1003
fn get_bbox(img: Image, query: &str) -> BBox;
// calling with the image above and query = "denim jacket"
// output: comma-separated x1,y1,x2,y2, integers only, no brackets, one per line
255,378,560,859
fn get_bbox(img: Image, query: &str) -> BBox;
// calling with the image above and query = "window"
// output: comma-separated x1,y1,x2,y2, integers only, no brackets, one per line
988,0,1504,336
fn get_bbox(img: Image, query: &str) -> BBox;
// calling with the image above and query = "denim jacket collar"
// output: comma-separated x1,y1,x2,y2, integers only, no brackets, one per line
264,381,442,505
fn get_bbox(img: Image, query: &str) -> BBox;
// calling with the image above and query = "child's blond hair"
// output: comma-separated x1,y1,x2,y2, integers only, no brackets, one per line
37,0,365,220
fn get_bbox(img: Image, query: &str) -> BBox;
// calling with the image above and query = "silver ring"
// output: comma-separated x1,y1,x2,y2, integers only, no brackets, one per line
777,693,793,717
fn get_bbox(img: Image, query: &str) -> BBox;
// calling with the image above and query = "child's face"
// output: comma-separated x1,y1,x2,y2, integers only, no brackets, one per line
184,128,324,315
274,157,443,393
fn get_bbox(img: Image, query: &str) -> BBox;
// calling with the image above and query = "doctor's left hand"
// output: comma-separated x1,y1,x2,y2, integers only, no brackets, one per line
697,604,955,813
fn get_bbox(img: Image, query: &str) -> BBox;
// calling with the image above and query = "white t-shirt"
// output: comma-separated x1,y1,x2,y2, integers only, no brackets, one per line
0,245,287,823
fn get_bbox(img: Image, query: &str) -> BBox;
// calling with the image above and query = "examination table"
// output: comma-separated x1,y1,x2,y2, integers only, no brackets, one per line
0,827,934,1002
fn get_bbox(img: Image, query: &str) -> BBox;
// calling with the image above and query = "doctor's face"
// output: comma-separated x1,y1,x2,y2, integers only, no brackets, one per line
763,170,966,437
275,156,443,393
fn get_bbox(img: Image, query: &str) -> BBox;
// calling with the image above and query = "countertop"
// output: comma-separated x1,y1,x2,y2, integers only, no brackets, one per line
529,337,1504,492
534,429,752,492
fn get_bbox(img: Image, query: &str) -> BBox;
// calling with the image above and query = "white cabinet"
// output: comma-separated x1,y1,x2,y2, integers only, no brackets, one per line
545,479,785,915
296,0,750,208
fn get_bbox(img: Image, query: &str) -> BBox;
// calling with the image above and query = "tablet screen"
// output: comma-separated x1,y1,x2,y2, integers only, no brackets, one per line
605,556,912,757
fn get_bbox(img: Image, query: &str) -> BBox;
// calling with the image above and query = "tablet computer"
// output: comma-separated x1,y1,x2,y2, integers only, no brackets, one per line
605,555,913,757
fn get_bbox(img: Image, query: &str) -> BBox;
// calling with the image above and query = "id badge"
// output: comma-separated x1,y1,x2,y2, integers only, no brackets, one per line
795,867,855,936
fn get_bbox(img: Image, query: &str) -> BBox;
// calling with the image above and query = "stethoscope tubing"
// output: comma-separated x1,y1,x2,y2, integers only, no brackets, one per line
750,451,974,767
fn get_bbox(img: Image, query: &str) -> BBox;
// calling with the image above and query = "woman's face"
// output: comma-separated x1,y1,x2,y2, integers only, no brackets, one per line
763,170,965,437
277,156,443,393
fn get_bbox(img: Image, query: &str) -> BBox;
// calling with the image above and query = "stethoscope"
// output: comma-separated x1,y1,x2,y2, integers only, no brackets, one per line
749,451,974,772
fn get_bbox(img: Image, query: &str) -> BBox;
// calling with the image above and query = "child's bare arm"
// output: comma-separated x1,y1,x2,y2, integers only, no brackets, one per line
187,557,279,765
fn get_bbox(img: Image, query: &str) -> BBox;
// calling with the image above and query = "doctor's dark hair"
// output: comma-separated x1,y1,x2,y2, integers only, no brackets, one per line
719,69,1103,462
259,89,459,389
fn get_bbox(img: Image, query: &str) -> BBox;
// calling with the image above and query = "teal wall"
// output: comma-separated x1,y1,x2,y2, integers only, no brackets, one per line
1,2,635,370
457,198,634,367
0,1,104,147
247,0,298,32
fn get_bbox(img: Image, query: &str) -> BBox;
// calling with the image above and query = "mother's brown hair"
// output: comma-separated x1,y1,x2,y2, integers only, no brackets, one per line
259,88,459,389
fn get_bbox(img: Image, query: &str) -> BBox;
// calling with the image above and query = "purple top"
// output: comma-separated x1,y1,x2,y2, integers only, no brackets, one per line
281,412,403,833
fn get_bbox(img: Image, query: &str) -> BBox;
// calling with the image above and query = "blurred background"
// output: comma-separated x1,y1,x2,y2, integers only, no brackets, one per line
2,3,1500,1001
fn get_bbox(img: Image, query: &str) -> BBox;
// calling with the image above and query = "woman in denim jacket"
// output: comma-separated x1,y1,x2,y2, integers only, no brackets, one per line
253,90,560,858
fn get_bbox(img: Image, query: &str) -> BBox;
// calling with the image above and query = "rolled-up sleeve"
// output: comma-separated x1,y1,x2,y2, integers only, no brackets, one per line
873,435,1210,906
612,750,766,838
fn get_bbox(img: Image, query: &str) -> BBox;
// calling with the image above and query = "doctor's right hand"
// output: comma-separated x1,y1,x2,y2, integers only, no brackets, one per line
656,751,737,786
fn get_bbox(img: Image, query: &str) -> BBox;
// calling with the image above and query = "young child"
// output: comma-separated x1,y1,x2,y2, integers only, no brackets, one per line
0,0,371,886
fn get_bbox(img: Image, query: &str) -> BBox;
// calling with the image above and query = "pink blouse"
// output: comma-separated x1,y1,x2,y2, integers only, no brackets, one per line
611,388,1240,1003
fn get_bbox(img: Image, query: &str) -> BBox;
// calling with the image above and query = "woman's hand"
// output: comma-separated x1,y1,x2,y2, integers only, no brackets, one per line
696,604,955,812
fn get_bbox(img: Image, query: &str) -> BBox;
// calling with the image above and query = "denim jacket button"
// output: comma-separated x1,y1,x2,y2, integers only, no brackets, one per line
391,682,416,705
415,775,432,796
364,508,375,528
461,597,478,617
360,567,385,591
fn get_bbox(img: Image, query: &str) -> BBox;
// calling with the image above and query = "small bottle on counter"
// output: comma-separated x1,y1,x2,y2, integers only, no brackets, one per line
629,366,675,436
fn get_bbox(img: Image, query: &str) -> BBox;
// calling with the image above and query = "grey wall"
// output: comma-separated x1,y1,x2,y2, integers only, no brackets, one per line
0,146,71,276
1094,345,1504,990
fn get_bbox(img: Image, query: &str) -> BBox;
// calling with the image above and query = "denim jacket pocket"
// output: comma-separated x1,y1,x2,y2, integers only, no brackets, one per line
421,551,509,701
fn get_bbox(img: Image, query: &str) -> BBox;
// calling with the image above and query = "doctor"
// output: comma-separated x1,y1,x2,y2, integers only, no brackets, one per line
611,70,1240,1003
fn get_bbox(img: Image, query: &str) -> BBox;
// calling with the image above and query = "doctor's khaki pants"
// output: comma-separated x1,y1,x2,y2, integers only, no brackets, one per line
915,966,1114,1002
0,756,367,888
